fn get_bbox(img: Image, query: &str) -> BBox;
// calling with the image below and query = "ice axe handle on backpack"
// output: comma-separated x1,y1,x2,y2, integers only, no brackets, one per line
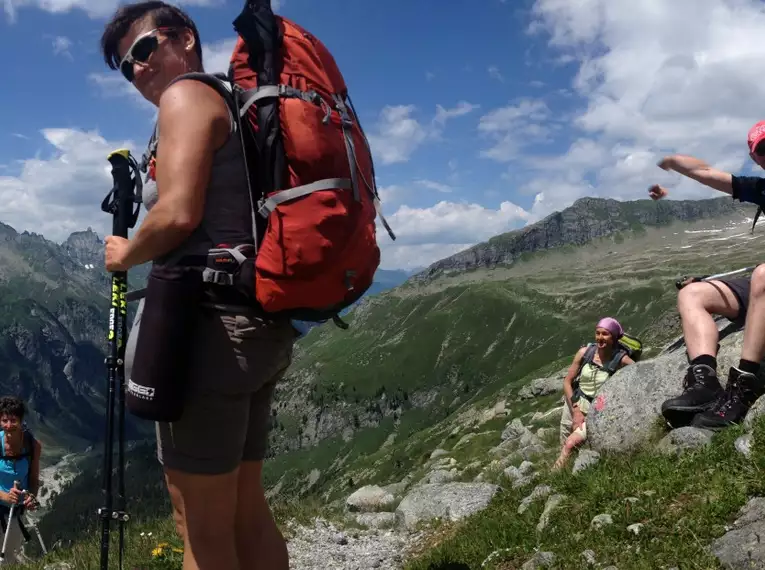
675,266,756,290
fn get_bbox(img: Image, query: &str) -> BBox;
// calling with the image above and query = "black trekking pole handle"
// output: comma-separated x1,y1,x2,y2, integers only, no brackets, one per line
98,149,140,570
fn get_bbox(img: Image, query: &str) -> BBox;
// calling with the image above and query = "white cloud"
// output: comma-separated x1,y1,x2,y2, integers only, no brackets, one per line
519,0,765,220
488,65,504,82
368,101,480,165
378,199,530,269
367,105,429,165
51,35,72,59
478,99,552,162
202,38,237,75
0,129,138,243
415,179,453,193
434,101,480,125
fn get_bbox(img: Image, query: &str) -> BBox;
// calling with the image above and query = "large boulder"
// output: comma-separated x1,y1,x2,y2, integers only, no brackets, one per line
394,483,500,530
587,322,765,454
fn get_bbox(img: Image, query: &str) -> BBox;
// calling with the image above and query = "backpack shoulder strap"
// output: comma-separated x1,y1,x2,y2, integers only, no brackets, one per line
576,344,597,378
604,348,628,375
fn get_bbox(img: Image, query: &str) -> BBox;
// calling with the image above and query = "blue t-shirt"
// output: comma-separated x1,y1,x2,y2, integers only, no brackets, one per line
0,431,30,499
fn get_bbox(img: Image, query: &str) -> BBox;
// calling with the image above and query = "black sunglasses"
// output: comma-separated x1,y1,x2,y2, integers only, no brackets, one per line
119,27,175,82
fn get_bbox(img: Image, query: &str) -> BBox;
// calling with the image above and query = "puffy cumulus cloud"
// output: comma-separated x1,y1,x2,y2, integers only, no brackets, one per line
478,99,552,162
377,199,530,269
368,100,480,165
507,0,765,220
0,128,138,242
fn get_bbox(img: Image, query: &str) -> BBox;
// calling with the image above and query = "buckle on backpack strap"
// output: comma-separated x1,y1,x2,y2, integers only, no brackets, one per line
202,268,234,286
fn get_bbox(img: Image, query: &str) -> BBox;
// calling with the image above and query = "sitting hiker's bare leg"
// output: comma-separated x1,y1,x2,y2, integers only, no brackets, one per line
692,266,765,429
662,279,746,427
552,430,585,470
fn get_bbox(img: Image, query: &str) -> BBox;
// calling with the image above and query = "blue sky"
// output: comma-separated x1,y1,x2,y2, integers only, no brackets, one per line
2,0,765,269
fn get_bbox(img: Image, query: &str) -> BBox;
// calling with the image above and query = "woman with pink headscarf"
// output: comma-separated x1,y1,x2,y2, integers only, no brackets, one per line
553,317,634,470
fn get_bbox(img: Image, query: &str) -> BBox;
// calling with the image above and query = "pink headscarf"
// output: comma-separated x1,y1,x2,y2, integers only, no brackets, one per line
596,317,623,340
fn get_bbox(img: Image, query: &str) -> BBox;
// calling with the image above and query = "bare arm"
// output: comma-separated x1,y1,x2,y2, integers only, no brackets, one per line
658,154,733,195
120,80,231,268
563,347,586,413
620,354,635,368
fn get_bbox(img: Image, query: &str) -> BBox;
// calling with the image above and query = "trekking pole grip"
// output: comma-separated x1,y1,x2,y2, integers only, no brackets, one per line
102,149,141,240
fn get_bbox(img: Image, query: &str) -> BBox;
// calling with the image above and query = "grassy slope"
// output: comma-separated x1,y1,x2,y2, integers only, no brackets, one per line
404,419,765,570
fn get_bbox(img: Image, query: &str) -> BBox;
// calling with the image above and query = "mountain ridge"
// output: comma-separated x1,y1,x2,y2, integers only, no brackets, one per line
414,196,751,281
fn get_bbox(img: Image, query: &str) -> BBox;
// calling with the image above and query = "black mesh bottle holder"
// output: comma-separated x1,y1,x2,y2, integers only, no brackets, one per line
125,264,204,422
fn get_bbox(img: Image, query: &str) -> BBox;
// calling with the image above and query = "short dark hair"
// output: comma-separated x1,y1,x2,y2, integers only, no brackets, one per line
100,0,203,70
0,397,25,421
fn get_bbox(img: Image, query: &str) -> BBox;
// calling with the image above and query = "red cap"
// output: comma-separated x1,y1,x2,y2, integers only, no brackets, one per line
748,121,765,153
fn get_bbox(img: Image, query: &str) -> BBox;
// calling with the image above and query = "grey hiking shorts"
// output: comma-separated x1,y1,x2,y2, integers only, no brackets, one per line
125,299,296,475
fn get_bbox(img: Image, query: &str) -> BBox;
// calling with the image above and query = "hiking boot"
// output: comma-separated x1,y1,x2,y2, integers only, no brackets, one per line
691,367,765,431
661,364,723,428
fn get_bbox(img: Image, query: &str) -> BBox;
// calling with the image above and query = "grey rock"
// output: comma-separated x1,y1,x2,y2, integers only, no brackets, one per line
591,513,613,530
355,512,396,529
518,484,553,515
501,418,527,441
521,551,556,569
395,483,501,531
711,497,765,569
421,469,459,485
512,473,539,489
44,565,74,570
429,448,449,460
286,517,416,570
581,549,597,565
744,396,765,430
518,376,561,400
735,433,753,458
537,494,566,533
346,485,396,513
627,523,643,535
656,427,713,456
572,450,601,474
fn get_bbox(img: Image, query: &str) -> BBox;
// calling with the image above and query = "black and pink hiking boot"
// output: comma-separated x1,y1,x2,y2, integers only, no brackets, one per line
660,364,723,428
691,367,765,430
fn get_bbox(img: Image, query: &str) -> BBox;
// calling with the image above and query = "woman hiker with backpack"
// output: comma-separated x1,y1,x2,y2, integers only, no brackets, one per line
100,2,298,569
0,396,41,565
553,318,634,470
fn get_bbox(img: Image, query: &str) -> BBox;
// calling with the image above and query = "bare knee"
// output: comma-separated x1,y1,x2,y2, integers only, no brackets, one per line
678,281,738,318
751,265,765,297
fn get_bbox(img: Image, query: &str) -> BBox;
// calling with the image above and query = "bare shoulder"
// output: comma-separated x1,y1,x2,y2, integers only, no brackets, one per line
158,77,231,144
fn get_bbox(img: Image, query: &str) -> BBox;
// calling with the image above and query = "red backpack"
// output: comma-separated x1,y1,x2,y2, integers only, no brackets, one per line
164,0,395,328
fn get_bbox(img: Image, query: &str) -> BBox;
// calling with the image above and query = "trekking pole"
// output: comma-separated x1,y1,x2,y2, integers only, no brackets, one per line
675,265,758,290
98,149,141,570
24,513,46,555
0,481,21,565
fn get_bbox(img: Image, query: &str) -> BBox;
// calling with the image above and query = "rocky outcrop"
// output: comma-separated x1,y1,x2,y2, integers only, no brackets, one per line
415,197,747,279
